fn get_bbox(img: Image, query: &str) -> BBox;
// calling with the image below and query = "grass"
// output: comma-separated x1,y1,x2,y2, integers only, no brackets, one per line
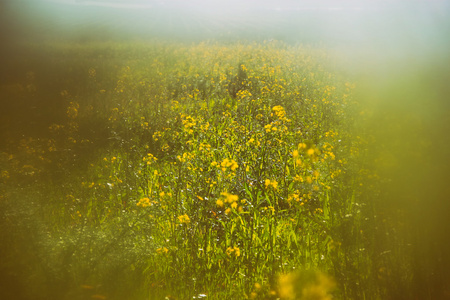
0,39,448,300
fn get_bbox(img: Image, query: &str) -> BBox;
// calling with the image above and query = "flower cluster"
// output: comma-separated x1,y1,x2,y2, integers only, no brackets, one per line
216,192,243,214
137,197,153,207
177,214,191,224
226,246,241,257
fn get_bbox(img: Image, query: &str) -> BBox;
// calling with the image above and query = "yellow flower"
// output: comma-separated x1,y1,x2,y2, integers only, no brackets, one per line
156,247,169,254
298,143,307,149
221,192,239,203
278,271,336,300
294,175,303,182
265,179,278,190
226,246,241,257
137,197,152,207
220,158,238,172
67,101,79,119
143,153,157,165
272,180,278,189
177,214,190,224
216,199,224,207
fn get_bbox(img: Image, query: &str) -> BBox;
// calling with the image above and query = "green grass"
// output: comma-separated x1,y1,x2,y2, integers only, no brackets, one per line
1,40,448,300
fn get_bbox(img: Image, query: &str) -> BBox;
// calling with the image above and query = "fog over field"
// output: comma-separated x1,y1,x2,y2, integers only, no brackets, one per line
3,0,449,48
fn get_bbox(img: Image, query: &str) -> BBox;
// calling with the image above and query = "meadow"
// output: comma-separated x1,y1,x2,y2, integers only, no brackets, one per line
0,39,449,300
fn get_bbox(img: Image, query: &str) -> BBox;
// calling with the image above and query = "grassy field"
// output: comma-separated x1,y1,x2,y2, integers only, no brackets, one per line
1,39,449,300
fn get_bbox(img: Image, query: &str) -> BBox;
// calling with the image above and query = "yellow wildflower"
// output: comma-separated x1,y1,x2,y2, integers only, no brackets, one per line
156,247,169,254
178,214,190,224
220,158,238,172
226,246,241,257
265,179,278,190
221,192,239,203
137,197,152,207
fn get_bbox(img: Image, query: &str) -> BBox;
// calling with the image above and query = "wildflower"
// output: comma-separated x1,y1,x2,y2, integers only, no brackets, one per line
152,131,162,141
181,114,196,133
298,143,307,149
143,153,157,165
216,199,224,207
272,105,286,119
278,270,335,300
177,152,195,163
226,246,241,257
67,102,79,119
137,197,152,207
313,170,320,179
221,192,238,203
178,214,190,224
220,158,238,172
294,175,303,182
265,179,278,190
264,206,275,215
156,247,169,254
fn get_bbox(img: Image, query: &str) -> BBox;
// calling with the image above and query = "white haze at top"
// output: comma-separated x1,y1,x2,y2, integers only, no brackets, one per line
9,0,448,53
